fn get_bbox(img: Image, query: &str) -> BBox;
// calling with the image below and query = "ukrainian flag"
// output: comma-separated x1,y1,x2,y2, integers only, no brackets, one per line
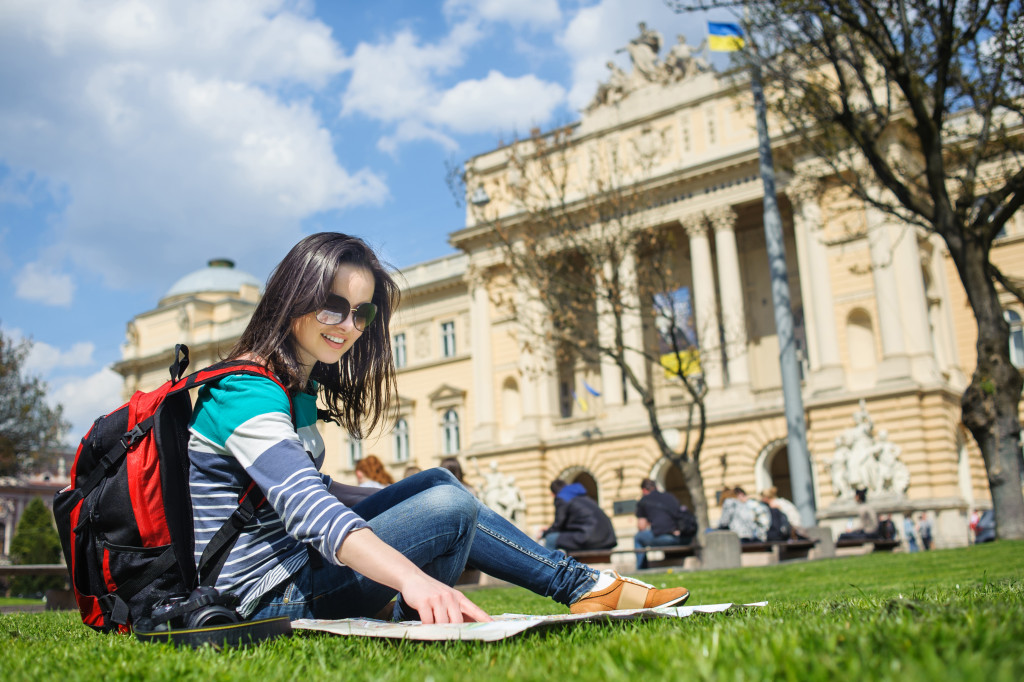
708,21,745,52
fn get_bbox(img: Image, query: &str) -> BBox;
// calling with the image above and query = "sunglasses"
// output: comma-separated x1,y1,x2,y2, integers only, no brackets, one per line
315,294,378,331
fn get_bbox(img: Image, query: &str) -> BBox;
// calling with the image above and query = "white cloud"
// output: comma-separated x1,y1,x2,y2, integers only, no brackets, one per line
23,338,95,375
443,0,562,29
15,261,75,306
378,121,460,155
431,71,566,134
0,0,384,293
341,24,483,122
50,367,125,445
342,21,564,146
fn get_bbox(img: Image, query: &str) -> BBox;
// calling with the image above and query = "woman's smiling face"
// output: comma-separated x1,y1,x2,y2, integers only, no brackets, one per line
290,263,375,381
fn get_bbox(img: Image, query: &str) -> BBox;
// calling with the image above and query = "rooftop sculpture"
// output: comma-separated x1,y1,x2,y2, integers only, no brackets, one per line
586,23,711,112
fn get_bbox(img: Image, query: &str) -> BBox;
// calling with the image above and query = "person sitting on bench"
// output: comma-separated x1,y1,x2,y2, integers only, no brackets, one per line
633,479,695,570
540,479,617,553
837,489,880,542
716,487,770,543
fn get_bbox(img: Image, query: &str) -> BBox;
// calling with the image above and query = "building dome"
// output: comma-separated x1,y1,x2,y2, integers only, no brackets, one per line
162,258,262,301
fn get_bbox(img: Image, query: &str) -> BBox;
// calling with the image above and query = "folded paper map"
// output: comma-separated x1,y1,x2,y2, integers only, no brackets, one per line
292,602,766,642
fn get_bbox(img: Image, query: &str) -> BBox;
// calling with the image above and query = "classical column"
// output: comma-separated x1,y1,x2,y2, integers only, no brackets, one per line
787,178,844,392
468,269,497,446
515,282,551,440
708,207,749,387
865,201,910,381
891,223,939,381
682,213,724,389
597,260,625,407
618,245,646,404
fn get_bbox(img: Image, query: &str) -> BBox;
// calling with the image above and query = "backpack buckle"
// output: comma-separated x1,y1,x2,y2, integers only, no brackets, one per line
120,424,148,450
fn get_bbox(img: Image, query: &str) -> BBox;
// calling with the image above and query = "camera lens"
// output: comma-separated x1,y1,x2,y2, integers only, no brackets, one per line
186,605,240,629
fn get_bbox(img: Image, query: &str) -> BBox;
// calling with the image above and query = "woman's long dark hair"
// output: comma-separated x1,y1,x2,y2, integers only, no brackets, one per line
229,232,400,439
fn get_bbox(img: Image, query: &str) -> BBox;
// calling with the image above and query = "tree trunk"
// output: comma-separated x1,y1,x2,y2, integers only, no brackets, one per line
957,242,1024,540
678,457,711,543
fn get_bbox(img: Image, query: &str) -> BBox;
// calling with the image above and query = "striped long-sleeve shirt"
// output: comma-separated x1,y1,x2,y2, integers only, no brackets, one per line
188,374,367,617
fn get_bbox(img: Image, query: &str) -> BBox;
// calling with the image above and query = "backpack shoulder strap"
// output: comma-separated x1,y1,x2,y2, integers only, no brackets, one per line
180,359,295,587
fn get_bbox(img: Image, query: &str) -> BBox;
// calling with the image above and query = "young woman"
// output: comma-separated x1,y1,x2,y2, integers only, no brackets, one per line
188,232,689,624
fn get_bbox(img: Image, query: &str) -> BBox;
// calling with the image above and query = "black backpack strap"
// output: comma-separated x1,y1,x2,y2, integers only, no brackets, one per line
197,481,266,587
100,545,180,626
174,356,294,587
170,344,190,381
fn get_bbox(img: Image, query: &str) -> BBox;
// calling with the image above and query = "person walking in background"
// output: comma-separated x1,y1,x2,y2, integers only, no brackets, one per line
440,456,477,497
540,479,617,553
634,478,695,570
903,514,919,552
354,454,394,488
918,512,934,550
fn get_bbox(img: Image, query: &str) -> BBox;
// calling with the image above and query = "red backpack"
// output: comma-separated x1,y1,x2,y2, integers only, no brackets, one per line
54,345,291,634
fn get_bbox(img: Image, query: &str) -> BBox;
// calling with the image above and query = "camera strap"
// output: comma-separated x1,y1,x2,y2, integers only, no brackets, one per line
134,616,293,648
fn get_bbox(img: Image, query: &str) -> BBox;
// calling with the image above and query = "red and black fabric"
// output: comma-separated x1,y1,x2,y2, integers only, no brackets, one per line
54,344,291,633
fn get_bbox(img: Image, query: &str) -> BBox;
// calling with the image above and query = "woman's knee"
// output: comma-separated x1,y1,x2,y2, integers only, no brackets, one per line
413,466,461,488
417,483,478,527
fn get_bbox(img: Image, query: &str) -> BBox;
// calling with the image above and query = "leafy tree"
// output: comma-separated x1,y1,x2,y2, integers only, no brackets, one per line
671,0,1024,538
8,497,65,597
454,127,718,532
0,327,70,476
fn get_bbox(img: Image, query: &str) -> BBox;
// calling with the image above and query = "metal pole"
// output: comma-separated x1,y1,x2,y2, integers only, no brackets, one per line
748,53,818,527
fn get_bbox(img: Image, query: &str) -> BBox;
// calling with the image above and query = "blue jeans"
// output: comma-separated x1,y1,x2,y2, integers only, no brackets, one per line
249,468,599,620
634,529,680,570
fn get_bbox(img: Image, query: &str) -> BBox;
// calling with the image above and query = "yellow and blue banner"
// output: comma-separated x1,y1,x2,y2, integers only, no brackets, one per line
708,21,745,52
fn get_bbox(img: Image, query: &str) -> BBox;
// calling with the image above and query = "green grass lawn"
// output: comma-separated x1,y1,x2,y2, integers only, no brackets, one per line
2,541,1022,682
0,597,42,607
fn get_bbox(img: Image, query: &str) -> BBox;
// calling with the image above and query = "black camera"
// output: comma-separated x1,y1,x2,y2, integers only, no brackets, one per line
139,586,241,631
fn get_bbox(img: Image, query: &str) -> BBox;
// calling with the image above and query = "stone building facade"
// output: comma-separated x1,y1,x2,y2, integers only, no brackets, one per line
113,45,1024,552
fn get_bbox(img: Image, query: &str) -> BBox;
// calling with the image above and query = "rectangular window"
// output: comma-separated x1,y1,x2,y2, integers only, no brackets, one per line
441,321,456,358
393,418,410,463
348,440,363,469
394,332,407,368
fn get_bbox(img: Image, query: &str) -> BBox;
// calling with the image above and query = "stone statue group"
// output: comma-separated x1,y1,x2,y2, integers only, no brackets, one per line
588,22,711,112
828,400,911,501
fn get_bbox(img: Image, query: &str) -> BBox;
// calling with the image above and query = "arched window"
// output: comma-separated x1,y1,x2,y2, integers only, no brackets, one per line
501,377,521,428
392,418,410,463
1006,310,1024,369
846,309,877,371
442,409,460,455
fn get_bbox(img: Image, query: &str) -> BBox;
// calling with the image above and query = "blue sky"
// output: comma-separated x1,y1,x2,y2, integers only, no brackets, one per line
0,0,726,444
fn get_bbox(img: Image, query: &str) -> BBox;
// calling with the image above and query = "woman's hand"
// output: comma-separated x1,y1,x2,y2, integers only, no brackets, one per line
397,571,491,624
336,527,492,624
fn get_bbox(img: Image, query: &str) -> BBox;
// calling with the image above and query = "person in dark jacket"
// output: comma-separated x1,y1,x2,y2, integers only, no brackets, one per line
634,478,694,569
541,479,617,552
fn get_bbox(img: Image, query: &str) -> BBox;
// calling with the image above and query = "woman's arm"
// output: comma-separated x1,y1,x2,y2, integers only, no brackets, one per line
336,528,491,624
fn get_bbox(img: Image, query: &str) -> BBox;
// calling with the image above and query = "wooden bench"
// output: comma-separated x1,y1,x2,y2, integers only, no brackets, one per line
568,544,699,569
739,538,818,562
835,537,900,552
0,564,73,610
0,564,70,579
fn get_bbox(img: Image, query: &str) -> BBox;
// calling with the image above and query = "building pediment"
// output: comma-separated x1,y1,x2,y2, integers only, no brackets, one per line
428,384,466,408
